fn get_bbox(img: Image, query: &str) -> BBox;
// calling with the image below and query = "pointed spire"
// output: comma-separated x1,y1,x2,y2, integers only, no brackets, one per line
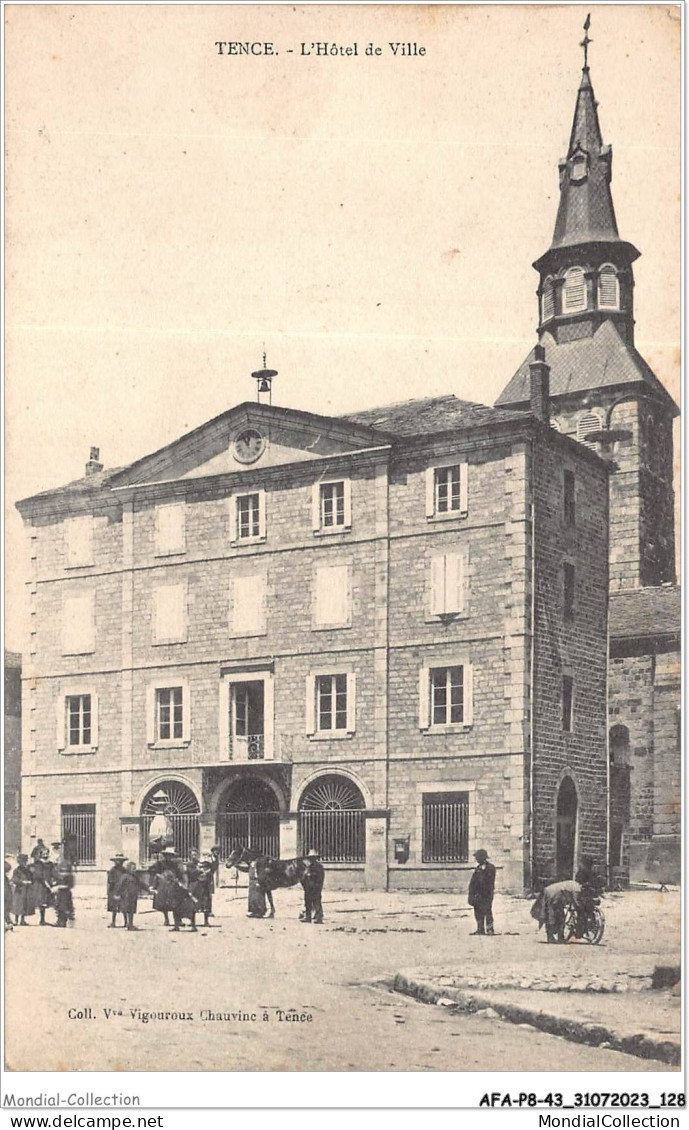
534,18,640,269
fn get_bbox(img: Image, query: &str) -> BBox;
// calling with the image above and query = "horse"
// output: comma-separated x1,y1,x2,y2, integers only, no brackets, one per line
224,845,322,918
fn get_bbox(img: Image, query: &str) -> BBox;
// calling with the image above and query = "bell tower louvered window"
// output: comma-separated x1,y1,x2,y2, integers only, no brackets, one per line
577,410,603,446
563,267,587,312
598,264,620,309
541,277,555,322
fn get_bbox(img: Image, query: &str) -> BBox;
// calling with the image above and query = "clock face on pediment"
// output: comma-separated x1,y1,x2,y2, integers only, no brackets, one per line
231,428,266,465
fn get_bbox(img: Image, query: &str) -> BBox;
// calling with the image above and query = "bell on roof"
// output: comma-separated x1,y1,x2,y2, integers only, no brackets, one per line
251,352,277,404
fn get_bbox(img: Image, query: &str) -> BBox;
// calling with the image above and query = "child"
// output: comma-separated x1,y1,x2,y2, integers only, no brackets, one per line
116,861,141,931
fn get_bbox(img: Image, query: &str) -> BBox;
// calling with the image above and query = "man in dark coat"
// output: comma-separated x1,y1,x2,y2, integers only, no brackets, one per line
189,861,214,927
30,851,55,925
107,854,127,928
300,849,325,924
53,862,75,927
468,849,496,935
30,839,47,864
116,862,141,931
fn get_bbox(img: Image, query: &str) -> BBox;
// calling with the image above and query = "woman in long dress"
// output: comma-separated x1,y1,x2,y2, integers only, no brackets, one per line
12,855,35,926
247,859,267,918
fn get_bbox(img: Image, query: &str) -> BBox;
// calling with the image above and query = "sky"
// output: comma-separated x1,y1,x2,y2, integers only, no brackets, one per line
4,3,681,652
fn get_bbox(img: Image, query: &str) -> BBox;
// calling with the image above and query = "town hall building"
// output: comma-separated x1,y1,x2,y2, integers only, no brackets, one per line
15,38,678,891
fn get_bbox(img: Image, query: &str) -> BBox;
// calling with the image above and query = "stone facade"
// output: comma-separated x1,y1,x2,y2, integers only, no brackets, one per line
17,402,608,893
4,651,22,854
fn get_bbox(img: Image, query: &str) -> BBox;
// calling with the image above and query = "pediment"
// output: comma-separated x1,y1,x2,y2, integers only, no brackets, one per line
110,403,385,488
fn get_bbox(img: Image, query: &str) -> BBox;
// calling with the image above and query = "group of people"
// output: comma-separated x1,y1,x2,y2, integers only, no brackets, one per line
466,847,604,942
4,838,76,929
108,846,221,932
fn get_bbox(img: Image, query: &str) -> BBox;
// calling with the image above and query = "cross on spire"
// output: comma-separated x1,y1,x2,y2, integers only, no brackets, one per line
580,13,592,70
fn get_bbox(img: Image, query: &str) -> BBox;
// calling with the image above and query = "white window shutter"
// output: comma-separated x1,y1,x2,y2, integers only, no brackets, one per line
305,675,316,734
66,516,93,567
425,468,436,517
90,692,99,747
63,592,95,654
418,666,430,729
232,575,265,633
459,462,469,514
56,695,66,750
346,672,357,732
229,496,238,543
430,555,445,615
445,553,464,613
343,479,352,527
311,483,321,531
258,490,267,538
146,685,156,744
154,584,186,643
182,683,191,743
464,664,474,725
315,565,349,625
156,503,185,554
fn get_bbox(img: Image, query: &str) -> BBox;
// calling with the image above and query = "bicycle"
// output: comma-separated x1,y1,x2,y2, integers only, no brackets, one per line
562,897,605,944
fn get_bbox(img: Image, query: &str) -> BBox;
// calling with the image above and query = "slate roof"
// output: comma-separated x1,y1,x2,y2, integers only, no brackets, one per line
609,585,681,641
495,321,678,412
16,467,125,508
340,395,527,436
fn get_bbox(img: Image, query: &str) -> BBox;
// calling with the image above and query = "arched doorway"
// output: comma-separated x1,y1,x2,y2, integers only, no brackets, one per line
216,778,280,858
141,781,200,862
298,774,366,862
609,725,631,871
555,776,578,879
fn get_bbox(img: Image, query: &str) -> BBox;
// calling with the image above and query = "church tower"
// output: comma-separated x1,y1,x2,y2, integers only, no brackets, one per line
496,29,678,592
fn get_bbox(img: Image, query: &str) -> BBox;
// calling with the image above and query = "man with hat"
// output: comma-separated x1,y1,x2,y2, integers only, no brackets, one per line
468,848,496,936
11,855,35,926
300,848,325,925
107,853,127,928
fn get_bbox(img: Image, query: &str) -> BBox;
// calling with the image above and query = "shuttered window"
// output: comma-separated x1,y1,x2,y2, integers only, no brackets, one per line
152,583,187,644
62,591,95,655
65,516,93,567
598,265,620,309
541,277,555,321
563,267,587,312
577,411,602,446
430,553,465,615
314,564,350,627
230,573,266,634
155,503,185,555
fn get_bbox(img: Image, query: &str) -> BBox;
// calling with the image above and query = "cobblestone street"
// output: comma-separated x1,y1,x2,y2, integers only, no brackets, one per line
4,884,679,1073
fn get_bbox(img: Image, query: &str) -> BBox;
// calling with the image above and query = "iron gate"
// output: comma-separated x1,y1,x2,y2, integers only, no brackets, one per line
298,810,365,862
140,812,200,862
61,804,96,866
421,792,469,862
216,810,280,858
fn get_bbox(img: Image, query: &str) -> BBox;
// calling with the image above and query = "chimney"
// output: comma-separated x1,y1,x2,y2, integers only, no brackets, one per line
529,344,550,424
85,446,103,477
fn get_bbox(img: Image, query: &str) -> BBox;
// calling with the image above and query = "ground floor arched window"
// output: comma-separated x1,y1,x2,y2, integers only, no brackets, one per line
298,774,366,862
141,781,200,861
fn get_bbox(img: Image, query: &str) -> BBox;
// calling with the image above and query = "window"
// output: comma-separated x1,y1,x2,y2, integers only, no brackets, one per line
570,150,588,182
419,663,473,729
61,804,96,866
230,491,266,543
598,264,619,309
298,775,366,862
67,694,92,747
422,791,469,862
312,479,351,533
541,277,555,322
230,572,266,635
306,672,356,736
155,503,185,555
147,681,190,745
564,470,576,527
426,462,468,519
62,591,95,655
155,687,184,741
152,582,186,644
577,410,602,446
562,675,574,732
57,689,99,752
65,516,93,567
314,563,350,627
563,562,575,622
562,267,587,313
430,552,465,616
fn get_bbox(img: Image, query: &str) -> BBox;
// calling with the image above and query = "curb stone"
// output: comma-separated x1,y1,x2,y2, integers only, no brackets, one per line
393,973,680,1067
